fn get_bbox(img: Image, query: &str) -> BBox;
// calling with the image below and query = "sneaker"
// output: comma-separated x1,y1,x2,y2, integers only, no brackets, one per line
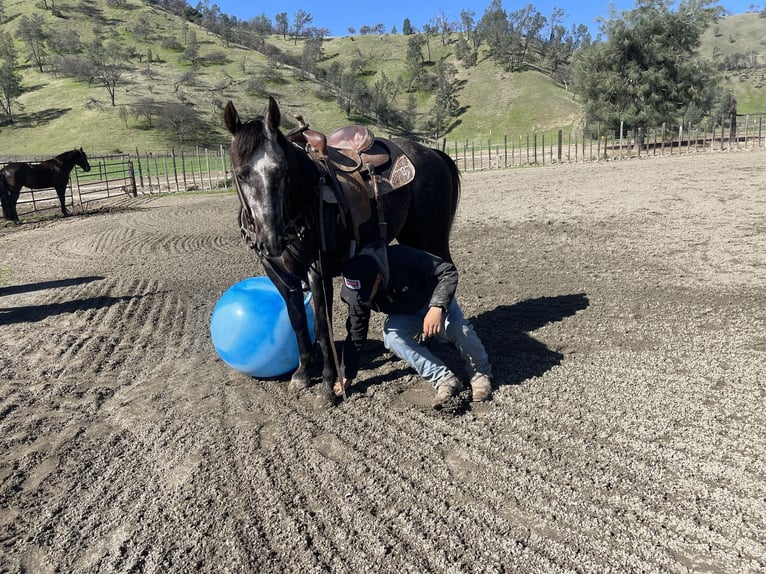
470,373,492,402
432,374,461,410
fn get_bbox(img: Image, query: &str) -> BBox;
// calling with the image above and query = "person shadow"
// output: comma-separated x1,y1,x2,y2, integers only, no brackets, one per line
470,293,590,388
349,293,590,398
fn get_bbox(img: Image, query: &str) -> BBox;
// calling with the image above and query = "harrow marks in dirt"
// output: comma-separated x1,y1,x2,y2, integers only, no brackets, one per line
1,152,765,573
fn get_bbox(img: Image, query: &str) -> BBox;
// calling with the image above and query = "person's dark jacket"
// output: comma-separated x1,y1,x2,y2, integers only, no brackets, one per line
340,244,458,380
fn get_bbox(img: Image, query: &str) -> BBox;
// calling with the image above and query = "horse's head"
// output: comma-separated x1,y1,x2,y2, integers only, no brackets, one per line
76,148,91,172
225,97,289,257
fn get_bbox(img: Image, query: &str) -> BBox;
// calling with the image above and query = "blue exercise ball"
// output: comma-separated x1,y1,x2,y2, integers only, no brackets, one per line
210,276,315,378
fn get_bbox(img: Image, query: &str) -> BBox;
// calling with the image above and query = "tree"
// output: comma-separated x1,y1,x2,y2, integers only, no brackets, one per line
401,93,417,134
428,59,460,137
301,35,324,72
132,14,152,41
250,15,273,49
433,12,455,45
181,29,199,64
275,12,288,40
87,40,130,106
157,101,205,142
291,9,312,43
405,34,426,89
477,0,509,65
130,97,161,128
402,18,414,35
0,30,22,122
573,0,720,131
17,14,49,72
506,4,546,72
459,9,480,67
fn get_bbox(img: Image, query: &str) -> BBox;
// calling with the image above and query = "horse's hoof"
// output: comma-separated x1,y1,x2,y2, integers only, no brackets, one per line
288,376,310,392
312,393,336,411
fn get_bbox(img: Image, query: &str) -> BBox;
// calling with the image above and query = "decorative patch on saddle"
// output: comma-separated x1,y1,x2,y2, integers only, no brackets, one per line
388,154,415,189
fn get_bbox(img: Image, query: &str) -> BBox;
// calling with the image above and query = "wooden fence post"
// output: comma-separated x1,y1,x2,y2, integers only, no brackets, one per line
180,149,188,191
134,147,145,188
163,156,171,192
128,160,138,197
619,121,624,160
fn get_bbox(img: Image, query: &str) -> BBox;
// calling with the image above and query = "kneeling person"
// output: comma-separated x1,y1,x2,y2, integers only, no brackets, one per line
339,243,492,409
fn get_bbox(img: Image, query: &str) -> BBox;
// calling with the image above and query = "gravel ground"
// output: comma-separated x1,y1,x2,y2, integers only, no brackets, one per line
1,149,764,573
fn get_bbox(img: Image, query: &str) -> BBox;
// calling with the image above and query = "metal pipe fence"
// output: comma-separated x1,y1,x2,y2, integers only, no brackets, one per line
2,146,232,220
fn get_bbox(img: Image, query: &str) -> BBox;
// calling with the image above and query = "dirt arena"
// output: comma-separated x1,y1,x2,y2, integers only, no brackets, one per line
1,150,764,573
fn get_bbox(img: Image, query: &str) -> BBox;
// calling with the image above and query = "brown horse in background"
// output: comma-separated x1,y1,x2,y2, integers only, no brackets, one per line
0,148,91,223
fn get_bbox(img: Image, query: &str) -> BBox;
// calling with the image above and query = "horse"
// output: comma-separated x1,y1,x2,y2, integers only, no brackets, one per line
0,148,91,224
224,97,460,406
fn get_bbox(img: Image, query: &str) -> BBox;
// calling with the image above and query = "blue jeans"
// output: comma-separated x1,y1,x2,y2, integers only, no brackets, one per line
382,298,491,387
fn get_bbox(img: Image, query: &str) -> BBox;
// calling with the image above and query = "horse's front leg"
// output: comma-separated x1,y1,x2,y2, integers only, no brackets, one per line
9,189,20,224
306,266,337,405
56,185,69,216
261,264,314,390
0,184,20,224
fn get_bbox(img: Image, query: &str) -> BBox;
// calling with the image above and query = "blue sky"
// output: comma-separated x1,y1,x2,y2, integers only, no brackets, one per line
209,1,758,37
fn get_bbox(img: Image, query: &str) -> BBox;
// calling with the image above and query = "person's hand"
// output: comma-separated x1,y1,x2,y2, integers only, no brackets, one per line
422,306,444,339
334,378,352,397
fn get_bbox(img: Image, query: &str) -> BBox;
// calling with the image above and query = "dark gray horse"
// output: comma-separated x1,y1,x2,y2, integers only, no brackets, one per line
224,97,460,406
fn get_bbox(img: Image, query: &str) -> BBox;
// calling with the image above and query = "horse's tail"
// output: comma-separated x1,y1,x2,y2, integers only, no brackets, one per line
0,171,10,220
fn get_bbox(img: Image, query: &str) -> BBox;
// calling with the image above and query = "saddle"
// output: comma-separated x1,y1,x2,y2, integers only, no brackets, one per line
288,119,416,244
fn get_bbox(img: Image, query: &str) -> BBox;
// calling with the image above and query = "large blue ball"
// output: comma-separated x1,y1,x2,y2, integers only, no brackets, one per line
210,276,315,378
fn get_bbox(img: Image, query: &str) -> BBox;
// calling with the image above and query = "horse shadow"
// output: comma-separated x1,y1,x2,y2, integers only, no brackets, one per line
346,293,590,396
0,276,104,297
0,276,143,325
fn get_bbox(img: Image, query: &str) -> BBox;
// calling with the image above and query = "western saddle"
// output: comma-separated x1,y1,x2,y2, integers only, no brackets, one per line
287,117,415,246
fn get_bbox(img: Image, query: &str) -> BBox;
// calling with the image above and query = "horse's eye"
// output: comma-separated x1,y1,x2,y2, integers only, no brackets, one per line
234,165,251,179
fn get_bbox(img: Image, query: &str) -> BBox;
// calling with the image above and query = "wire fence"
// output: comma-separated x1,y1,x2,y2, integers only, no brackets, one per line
3,114,765,221
434,114,766,171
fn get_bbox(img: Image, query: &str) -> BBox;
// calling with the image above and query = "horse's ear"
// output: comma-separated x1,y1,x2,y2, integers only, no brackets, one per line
224,100,241,135
265,96,280,131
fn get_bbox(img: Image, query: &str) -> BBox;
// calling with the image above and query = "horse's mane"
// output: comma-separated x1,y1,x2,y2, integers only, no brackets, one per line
56,148,83,162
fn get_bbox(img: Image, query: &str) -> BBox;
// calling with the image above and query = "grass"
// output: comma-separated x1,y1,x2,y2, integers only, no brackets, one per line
698,12,766,114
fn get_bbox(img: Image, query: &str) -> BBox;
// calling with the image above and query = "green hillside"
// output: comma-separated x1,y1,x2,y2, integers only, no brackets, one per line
698,12,766,114
0,0,763,156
